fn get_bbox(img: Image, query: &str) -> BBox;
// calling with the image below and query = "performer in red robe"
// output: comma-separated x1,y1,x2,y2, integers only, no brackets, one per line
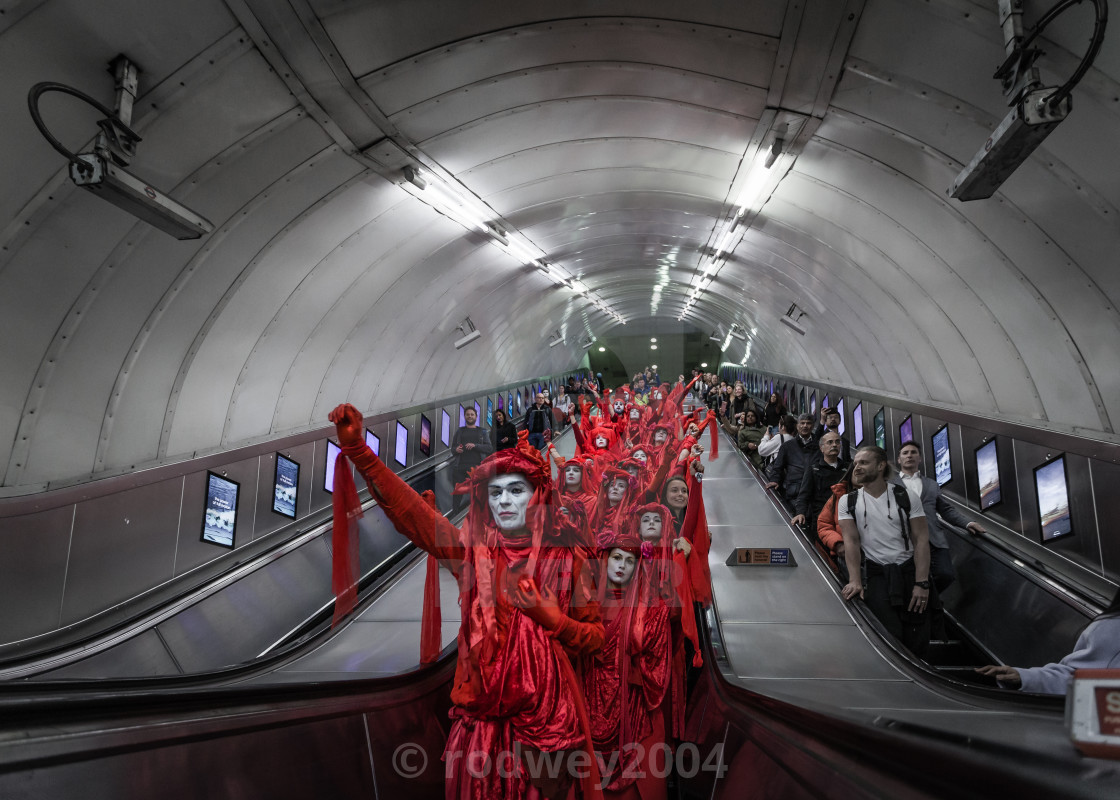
591,467,640,546
584,531,671,800
329,404,605,800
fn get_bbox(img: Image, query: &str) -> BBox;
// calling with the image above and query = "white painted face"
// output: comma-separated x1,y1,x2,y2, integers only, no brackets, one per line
487,473,532,532
595,435,608,449
626,464,640,477
629,409,640,420
564,464,583,489
606,548,638,587
613,401,625,415
607,477,629,505
687,424,700,437
640,512,663,542
632,449,647,464
653,429,668,445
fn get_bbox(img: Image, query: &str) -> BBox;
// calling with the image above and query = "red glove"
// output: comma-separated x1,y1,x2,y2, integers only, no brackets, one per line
328,403,364,449
510,576,563,631
544,429,552,442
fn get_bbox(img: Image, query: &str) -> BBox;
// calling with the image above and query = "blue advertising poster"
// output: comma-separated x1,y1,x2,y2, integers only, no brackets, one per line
976,439,1001,510
486,397,493,426
324,440,340,493
1036,457,1073,541
394,421,408,466
441,409,450,446
873,408,886,449
932,426,951,486
900,416,913,446
272,455,299,519
202,472,239,547
365,429,380,457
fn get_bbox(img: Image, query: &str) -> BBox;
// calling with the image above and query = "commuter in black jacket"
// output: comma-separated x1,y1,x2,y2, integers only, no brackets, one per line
765,414,820,505
791,431,848,529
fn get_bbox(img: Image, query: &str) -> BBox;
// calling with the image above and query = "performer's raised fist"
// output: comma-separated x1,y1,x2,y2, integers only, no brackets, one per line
328,403,364,449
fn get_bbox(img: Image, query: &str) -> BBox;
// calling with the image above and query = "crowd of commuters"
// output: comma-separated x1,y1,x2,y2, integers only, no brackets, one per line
328,369,717,799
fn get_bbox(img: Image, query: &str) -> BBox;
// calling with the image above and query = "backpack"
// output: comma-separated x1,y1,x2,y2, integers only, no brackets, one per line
847,484,912,549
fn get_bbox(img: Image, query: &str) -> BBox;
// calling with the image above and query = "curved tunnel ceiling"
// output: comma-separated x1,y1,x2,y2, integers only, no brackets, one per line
1,0,1118,489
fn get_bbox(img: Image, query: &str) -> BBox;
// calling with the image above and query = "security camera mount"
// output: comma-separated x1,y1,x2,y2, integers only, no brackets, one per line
28,55,214,239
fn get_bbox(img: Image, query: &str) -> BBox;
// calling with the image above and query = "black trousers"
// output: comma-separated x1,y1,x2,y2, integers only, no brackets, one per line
863,558,932,658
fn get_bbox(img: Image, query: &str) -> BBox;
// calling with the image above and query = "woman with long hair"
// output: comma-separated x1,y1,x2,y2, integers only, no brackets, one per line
491,407,518,451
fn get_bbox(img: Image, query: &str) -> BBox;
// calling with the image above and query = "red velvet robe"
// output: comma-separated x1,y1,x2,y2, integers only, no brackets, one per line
342,443,604,799
586,579,670,798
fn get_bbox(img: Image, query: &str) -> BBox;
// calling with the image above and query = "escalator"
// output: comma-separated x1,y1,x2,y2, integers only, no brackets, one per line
1,429,1118,797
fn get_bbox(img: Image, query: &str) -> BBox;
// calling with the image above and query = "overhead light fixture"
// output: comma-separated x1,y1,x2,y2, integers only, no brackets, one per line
29,59,214,240
728,324,747,341
454,317,482,349
700,362,708,368
650,344,658,350
598,346,606,352
781,303,807,335
650,337,657,343
402,165,490,233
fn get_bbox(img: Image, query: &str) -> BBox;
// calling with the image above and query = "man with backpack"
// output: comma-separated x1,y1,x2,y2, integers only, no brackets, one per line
837,445,933,657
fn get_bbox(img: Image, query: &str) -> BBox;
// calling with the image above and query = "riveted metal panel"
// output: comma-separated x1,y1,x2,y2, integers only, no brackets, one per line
353,15,780,111
162,148,365,456
61,478,183,627
0,505,73,645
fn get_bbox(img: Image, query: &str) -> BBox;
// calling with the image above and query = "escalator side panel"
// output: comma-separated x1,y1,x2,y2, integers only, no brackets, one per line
942,534,1087,667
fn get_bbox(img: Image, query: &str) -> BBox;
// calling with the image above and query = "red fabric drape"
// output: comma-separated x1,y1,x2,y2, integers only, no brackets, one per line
419,490,443,665
331,451,363,628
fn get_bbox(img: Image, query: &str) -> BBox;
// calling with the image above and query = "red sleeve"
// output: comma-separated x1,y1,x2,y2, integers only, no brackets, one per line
552,547,604,656
633,605,671,709
680,474,712,607
343,443,466,572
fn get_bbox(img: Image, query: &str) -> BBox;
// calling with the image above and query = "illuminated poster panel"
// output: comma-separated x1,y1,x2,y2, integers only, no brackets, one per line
324,440,341,493
202,472,239,548
459,404,466,428
486,397,493,426
1036,456,1073,542
394,421,408,467
873,408,886,449
441,410,451,446
419,414,432,457
272,454,299,519
852,402,863,446
976,439,1002,511
932,426,951,486
899,415,913,446
810,391,817,416
365,429,380,457
837,398,846,436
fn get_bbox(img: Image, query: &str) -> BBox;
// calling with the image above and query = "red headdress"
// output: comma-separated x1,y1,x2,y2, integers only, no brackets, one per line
592,467,640,546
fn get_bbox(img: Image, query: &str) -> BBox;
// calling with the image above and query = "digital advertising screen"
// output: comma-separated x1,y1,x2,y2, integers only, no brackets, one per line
497,394,504,411
486,397,493,426
873,407,886,449
799,388,806,413
852,402,863,446
517,392,524,413
932,425,951,486
324,439,340,493
394,421,408,467
507,392,514,415
1035,456,1073,541
837,398,846,436
899,415,913,446
459,404,466,428
441,409,451,446
419,414,432,457
810,391,817,416
365,429,380,457
272,454,299,519
202,472,239,548
976,439,1002,511
823,394,830,411
474,401,481,421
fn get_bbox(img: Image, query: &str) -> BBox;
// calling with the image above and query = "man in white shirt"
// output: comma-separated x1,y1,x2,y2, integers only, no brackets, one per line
839,445,933,656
